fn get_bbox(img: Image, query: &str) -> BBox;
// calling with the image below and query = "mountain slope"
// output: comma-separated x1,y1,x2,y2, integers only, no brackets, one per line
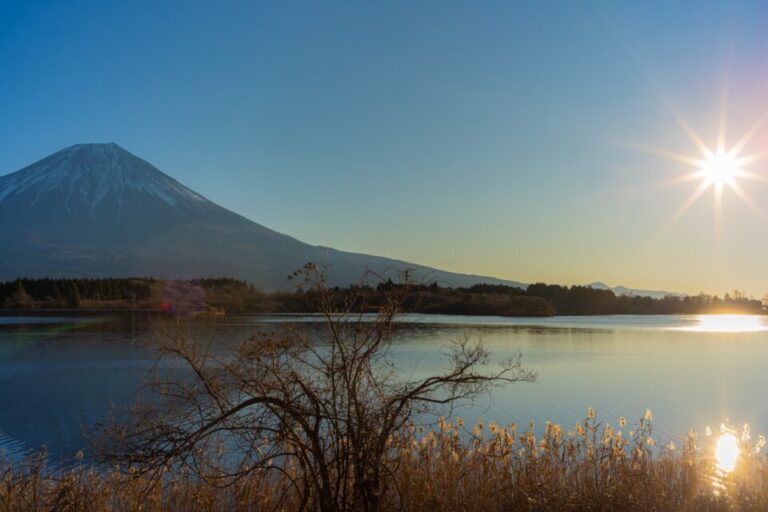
0,143,525,290
587,282,686,299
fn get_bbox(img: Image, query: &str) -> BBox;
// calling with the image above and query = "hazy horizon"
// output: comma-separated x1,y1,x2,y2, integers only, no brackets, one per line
3,1,768,296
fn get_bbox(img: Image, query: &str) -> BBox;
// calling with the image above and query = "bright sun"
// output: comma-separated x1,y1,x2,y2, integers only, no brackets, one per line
700,148,740,187
637,100,768,240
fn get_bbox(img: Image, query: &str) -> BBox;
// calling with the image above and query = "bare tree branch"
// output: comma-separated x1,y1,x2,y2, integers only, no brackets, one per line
99,264,536,512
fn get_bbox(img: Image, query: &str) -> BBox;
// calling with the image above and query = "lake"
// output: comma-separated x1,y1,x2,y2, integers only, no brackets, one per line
1,313,767,464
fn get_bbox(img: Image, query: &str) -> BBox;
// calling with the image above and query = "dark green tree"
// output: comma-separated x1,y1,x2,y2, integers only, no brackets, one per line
5,279,34,308
67,282,81,308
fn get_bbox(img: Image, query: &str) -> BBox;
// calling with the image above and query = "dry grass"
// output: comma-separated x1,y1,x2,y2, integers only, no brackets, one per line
2,411,767,511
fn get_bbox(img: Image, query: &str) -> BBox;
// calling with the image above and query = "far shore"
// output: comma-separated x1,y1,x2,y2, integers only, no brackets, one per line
1,308,764,318
2,277,764,317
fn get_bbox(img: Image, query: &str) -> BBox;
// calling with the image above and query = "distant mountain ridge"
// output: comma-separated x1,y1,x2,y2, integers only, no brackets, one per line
587,281,686,299
0,143,527,290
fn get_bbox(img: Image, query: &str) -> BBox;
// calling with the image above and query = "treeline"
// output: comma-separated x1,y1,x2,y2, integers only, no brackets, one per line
347,280,764,316
0,277,261,313
0,277,763,316
524,282,764,315
0,278,155,309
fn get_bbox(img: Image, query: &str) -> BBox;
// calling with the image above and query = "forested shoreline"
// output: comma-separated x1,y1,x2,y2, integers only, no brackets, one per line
0,276,763,316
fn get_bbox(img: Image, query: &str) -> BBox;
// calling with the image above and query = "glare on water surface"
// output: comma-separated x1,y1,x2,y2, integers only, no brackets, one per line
715,432,740,473
677,314,768,333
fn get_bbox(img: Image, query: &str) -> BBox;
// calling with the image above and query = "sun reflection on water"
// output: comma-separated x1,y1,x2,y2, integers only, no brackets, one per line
678,314,768,333
715,432,740,473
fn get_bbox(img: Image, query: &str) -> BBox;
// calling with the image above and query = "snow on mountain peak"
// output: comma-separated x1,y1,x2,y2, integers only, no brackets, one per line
0,143,209,209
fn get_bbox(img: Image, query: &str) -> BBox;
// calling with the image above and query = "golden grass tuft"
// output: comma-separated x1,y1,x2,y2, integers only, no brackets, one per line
2,411,768,511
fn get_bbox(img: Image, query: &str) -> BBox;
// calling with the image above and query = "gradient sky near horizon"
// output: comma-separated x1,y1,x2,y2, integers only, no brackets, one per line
3,0,768,296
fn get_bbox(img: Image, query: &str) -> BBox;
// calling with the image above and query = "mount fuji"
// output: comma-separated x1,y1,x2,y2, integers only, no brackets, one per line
0,143,525,290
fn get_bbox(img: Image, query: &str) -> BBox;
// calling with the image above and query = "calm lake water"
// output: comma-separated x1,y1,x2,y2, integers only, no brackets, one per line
1,313,767,464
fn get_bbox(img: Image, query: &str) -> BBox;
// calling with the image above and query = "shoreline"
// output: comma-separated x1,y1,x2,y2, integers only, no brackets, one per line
0,309,764,318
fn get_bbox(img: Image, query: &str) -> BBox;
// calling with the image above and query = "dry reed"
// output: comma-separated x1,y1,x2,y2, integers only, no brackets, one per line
2,410,767,511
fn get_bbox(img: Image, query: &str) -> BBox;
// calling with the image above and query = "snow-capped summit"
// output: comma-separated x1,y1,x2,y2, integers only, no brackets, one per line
0,143,208,210
0,144,523,290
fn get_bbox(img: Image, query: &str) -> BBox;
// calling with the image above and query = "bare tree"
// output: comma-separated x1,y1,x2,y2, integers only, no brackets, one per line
103,264,536,512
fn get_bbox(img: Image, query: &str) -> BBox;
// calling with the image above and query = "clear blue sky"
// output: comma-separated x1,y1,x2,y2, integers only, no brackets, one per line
3,0,768,295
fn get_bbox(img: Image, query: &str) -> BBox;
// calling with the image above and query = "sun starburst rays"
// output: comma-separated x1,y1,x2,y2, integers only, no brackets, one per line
646,180,710,249
729,180,768,224
730,111,768,156
639,106,768,243
670,106,714,159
